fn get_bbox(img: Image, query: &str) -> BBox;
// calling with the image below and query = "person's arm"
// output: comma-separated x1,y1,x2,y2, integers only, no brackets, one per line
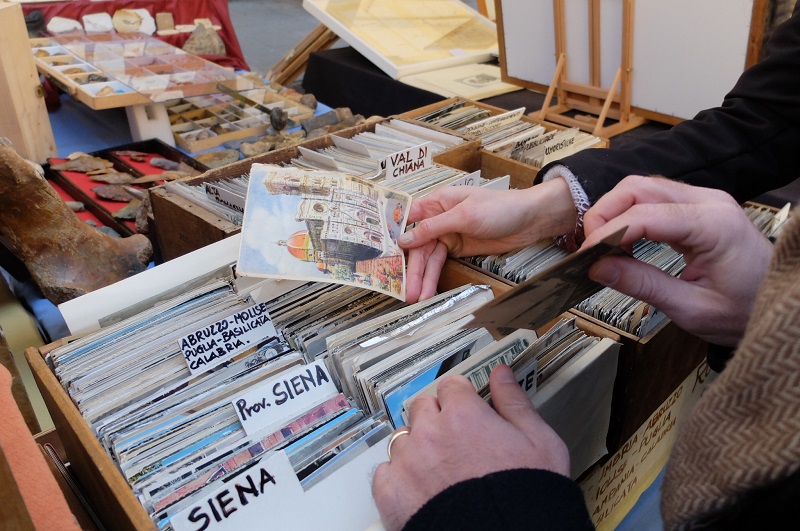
583,176,773,347
372,366,591,531
538,6,800,206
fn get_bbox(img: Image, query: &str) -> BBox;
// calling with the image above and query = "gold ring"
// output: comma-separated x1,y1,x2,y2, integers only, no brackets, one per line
386,426,411,460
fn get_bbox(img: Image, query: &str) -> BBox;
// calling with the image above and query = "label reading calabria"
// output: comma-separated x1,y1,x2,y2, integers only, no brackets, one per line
179,302,277,375
231,360,337,437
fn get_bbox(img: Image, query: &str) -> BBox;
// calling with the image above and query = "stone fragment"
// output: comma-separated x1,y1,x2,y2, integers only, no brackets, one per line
182,24,226,56
0,145,151,304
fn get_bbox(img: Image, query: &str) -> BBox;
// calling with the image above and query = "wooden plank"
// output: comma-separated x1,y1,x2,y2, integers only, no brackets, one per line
0,3,56,162
25,347,155,531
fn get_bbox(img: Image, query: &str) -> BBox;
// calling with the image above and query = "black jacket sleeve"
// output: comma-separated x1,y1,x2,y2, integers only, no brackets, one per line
536,6,800,205
403,469,594,531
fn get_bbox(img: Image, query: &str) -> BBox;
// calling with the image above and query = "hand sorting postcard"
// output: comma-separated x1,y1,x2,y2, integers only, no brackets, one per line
237,164,412,300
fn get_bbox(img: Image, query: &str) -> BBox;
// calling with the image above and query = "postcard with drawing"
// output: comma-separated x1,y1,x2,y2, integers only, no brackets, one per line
238,164,411,300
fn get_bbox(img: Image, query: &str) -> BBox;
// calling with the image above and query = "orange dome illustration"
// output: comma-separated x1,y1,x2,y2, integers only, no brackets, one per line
277,230,314,261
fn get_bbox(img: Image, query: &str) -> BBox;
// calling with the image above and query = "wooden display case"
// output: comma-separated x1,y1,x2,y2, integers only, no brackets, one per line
400,97,609,189
167,89,315,153
150,117,481,261
30,34,252,111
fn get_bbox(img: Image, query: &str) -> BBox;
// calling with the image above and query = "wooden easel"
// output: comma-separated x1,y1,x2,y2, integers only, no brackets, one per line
266,24,339,86
536,0,646,137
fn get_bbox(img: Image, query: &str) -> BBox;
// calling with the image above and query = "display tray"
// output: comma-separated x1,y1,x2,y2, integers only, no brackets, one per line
30,34,255,110
400,97,609,188
46,139,209,239
149,116,481,261
166,89,316,153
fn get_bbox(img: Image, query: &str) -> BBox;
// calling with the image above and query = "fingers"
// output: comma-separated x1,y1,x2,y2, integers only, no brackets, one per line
582,202,719,252
589,255,703,317
406,393,440,426
488,365,571,476
488,365,545,435
584,175,736,236
436,375,488,413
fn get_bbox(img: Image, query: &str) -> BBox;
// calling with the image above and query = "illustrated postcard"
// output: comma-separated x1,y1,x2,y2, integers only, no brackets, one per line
238,164,411,300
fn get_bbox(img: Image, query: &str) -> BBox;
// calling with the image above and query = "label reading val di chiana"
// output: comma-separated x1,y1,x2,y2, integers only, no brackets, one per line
179,302,277,375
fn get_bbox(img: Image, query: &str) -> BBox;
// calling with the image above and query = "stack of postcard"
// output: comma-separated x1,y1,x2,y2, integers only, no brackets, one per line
164,118,507,227
414,100,604,167
49,271,405,529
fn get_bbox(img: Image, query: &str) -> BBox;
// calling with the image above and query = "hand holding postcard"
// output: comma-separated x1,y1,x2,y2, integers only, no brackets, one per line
238,165,412,300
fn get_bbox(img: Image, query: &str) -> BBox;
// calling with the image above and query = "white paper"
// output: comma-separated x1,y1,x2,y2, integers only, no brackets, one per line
231,360,337,437
59,235,241,335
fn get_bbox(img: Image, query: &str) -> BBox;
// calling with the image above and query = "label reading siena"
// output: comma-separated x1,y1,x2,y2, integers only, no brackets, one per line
171,451,303,531
179,302,277,375
232,360,338,437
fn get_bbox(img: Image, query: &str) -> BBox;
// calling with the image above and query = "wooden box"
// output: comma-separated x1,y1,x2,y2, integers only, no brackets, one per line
24,247,620,530
150,117,481,261
30,34,251,111
168,89,316,153
0,3,56,163
452,257,707,452
400,97,609,189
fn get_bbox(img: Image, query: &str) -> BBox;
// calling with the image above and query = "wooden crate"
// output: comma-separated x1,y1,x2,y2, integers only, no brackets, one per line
0,4,56,163
400,97,609,189
24,254,621,530
150,117,481,261
452,256,707,452
29,34,251,111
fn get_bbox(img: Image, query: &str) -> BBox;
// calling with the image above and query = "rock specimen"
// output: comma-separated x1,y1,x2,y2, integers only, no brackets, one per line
182,23,226,56
0,145,151,304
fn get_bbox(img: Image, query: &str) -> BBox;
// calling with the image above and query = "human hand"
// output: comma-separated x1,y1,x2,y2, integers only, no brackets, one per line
399,179,577,303
583,176,773,346
372,365,570,531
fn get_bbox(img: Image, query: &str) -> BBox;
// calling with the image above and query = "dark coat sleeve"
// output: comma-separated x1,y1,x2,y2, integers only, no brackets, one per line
536,6,800,205
403,469,594,531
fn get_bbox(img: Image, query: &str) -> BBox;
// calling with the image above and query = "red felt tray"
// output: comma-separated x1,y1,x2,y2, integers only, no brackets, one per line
47,179,103,226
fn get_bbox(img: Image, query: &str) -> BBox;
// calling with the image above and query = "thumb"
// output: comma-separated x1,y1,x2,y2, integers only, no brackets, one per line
489,365,548,436
589,256,696,318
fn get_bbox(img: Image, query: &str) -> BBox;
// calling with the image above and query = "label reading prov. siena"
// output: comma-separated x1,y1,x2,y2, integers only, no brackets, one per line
231,360,338,437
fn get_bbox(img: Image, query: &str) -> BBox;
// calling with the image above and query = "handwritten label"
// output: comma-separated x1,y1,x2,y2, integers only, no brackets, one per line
383,142,432,181
510,129,558,159
232,360,337,436
171,452,302,531
205,184,245,214
458,108,525,136
447,170,482,188
580,361,715,528
540,129,579,167
179,303,277,375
